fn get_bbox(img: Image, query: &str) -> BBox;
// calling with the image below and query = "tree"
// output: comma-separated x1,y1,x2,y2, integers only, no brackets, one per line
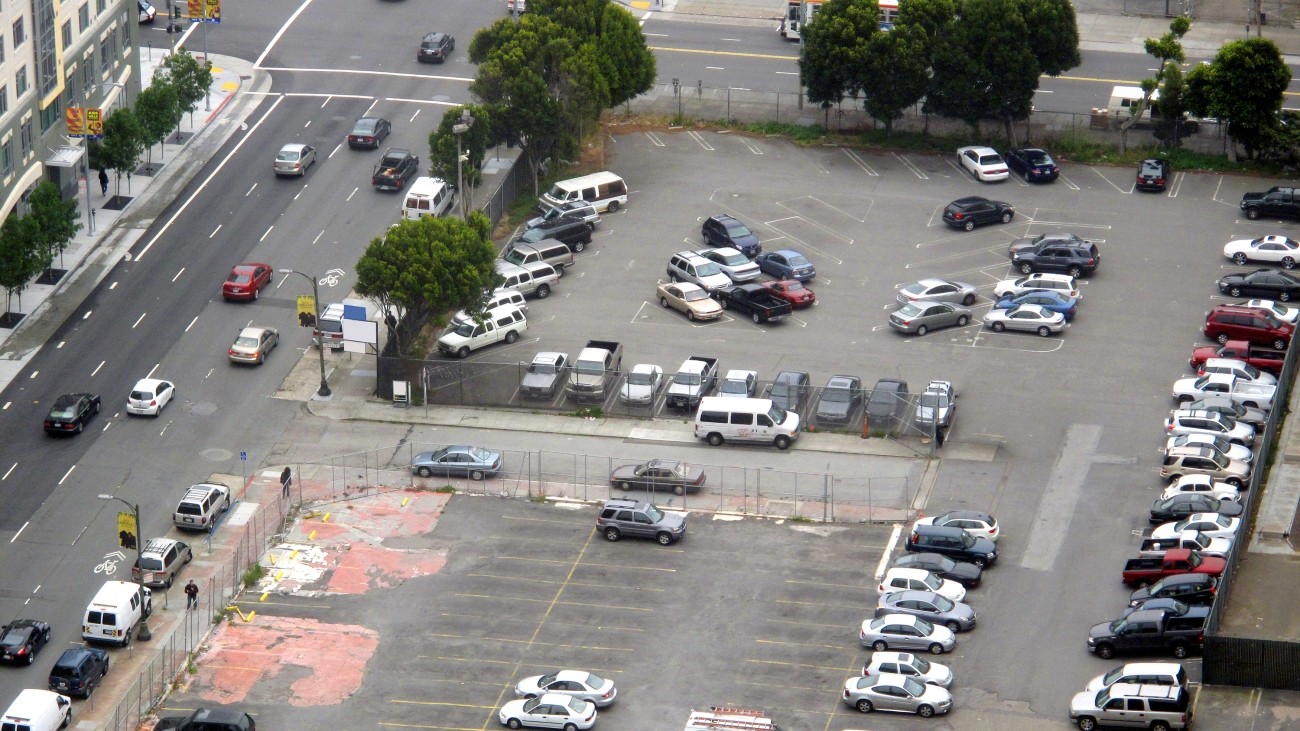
27,181,81,277
894,0,955,134
160,50,211,132
1119,16,1189,153
0,214,42,318
799,0,877,128
925,0,1039,140
134,80,180,164
100,108,146,195
1186,38,1291,160
354,211,498,355
429,105,493,197
1017,0,1080,77
859,24,930,135
1154,63,1189,148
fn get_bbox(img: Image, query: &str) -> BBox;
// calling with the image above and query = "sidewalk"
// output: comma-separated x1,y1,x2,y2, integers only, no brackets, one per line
0,48,268,390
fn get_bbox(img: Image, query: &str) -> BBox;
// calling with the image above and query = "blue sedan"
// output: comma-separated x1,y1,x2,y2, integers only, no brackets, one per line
1004,147,1059,182
991,290,1078,321
755,249,816,281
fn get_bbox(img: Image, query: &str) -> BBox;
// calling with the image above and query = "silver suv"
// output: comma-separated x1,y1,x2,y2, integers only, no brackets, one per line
1069,682,1191,730
172,483,232,531
131,537,193,588
596,498,686,545
666,252,731,293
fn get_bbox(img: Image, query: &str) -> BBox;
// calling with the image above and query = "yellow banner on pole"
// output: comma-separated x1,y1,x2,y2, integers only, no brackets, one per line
116,511,137,550
297,295,317,327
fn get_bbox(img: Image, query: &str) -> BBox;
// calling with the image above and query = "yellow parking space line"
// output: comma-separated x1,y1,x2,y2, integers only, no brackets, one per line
391,700,496,709
785,579,870,590
747,658,860,671
756,638,850,650
237,599,332,608
468,573,666,591
423,656,520,665
485,637,635,652
501,515,593,526
775,599,862,610
427,633,465,639
438,612,645,632
427,656,627,675
417,677,511,688
766,618,851,629
454,593,654,612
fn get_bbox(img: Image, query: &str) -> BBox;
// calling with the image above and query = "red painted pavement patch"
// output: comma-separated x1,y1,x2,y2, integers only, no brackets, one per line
188,617,379,706
326,541,447,593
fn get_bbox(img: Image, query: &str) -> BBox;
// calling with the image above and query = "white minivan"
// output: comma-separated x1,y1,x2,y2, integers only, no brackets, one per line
81,580,153,647
1,690,71,731
694,396,801,450
538,171,627,214
402,177,456,220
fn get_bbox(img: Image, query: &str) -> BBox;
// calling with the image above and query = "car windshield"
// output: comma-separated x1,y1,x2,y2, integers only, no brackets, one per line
353,120,376,134
467,447,493,461
277,150,300,161
130,390,151,400
234,336,258,348
529,363,557,375
721,380,748,395
767,404,787,424
139,557,164,570
1028,151,1052,164
627,371,655,386
582,672,605,686
897,303,922,317
788,254,811,268
920,393,946,408
682,288,709,302
536,673,558,686
563,698,588,714
901,677,926,696
726,223,752,238
674,372,701,386
519,229,545,243
522,698,543,713
1,629,25,644
823,387,853,403
228,272,250,283
645,504,666,522
450,322,476,337
49,402,77,418
504,250,528,265
960,533,976,548
921,573,941,591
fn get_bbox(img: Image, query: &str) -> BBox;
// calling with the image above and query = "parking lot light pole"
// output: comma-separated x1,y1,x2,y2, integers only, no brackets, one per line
97,493,151,641
280,269,331,398
453,109,474,219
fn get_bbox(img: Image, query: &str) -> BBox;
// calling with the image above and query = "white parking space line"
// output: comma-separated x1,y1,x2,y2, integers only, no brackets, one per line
842,148,878,176
2,462,15,480
1092,167,1130,194
893,153,929,179
172,268,185,282
185,317,198,332
687,131,714,150
644,131,666,147
1168,171,1186,198
385,97,461,107
738,137,763,154
1021,424,1103,571
1058,174,1081,191
91,360,105,377
328,142,343,158
409,109,421,123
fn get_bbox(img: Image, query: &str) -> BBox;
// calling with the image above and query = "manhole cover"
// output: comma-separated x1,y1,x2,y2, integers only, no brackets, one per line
189,402,218,416
201,448,232,461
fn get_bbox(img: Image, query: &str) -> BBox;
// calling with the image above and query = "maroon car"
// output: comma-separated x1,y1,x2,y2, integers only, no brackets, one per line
762,279,816,308
222,263,273,301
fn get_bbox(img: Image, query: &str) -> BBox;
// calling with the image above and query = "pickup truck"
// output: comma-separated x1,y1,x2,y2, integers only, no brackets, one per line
666,356,719,410
567,340,623,402
1241,186,1300,220
714,284,793,324
1121,547,1225,587
1172,372,1275,411
1087,607,1206,659
520,352,568,399
1190,339,1285,375
372,148,419,191
1138,530,1232,559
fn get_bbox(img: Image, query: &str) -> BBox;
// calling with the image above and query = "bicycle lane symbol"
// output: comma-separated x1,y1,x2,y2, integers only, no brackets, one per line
95,550,126,575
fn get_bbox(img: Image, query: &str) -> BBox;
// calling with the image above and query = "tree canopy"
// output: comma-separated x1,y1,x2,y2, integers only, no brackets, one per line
1186,37,1291,159
27,181,80,275
429,105,493,195
799,0,877,118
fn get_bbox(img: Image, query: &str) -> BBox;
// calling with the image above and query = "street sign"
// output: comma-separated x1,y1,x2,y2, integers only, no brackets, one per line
187,0,220,22
240,451,247,461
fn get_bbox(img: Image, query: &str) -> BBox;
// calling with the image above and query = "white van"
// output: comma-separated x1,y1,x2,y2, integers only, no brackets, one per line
1,690,72,731
82,580,153,647
539,171,627,214
454,288,528,324
1108,85,1159,121
694,396,801,450
402,177,456,220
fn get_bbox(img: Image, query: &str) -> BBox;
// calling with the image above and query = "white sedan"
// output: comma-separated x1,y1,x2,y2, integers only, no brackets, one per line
514,671,617,707
863,650,953,688
982,304,1066,336
1198,357,1277,386
1151,512,1241,541
618,363,663,405
126,378,176,416
956,146,1009,182
1223,235,1300,269
1242,299,1300,323
1172,373,1275,411
1165,433,1253,464
1160,474,1241,503
498,694,596,731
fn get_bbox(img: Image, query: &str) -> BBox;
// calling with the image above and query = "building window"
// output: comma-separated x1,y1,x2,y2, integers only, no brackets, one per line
117,16,128,51
98,35,108,68
1,142,11,177
20,120,32,156
0,86,7,116
96,0,105,13
0,34,5,64
12,17,23,48
79,4,89,32
34,0,58,96
61,20,71,48
82,59,93,97
65,66,76,100
39,97,60,132
15,66,26,96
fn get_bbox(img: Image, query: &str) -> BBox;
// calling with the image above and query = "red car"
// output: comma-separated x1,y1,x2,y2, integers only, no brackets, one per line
222,263,273,301
762,279,816,308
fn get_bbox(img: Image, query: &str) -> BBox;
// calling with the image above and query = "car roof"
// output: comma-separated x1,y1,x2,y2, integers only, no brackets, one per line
958,145,998,154
279,143,308,153
914,278,951,288
238,326,270,338
949,196,991,206
938,510,993,522
873,378,906,391
770,248,801,257
711,213,740,224
532,352,565,363
876,613,923,626
885,589,941,603
885,567,930,580
142,537,182,554
133,378,168,389
775,370,808,382
866,651,913,664
826,375,858,388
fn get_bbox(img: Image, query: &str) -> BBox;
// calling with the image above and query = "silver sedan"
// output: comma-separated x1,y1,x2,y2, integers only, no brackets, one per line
888,302,972,336
982,303,1066,337
875,590,976,632
858,614,956,654
842,673,953,717
896,278,978,306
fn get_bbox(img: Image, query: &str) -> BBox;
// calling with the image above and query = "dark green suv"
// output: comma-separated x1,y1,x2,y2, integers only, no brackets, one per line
905,525,998,568
597,498,686,545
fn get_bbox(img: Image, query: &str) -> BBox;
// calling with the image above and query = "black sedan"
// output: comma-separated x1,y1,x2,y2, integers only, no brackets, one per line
1217,268,1300,300
1149,494,1245,524
346,116,391,149
410,445,503,481
1005,147,1059,182
609,459,705,495
0,618,51,665
941,196,1015,231
43,392,101,435
814,375,863,425
892,552,982,588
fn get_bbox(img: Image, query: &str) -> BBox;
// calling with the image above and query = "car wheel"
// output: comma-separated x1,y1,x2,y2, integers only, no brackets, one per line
164,574,174,589
555,266,564,279
536,285,550,299
1000,211,1013,223
962,294,976,306
94,401,101,414
60,710,70,730
915,325,928,336
1275,338,1289,350
253,287,260,301
1227,477,1243,488
469,469,485,481
855,700,873,713
1037,326,1052,337
1151,722,1171,731
957,315,970,326
608,201,620,212
1217,333,1230,344
1229,286,1243,297
673,484,686,496
707,433,724,446
1285,257,1297,270
752,312,762,324
507,720,522,730
991,322,1005,332
1172,643,1189,659
688,311,697,322
1068,266,1083,278
917,705,935,718
1096,644,1114,659
774,434,791,450
656,532,673,546
573,241,585,253
669,273,680,283
24,650,34,666
945,620,961,633
1246,207,1262,220
564,725,578,731
505,330,519,344
1018,262,1033,274
417,467,433,478
1234,253,1249,265
872,640,888,651
604,527,621,542
928,642,945,655
457,346,470,359
1281,291,1293,302
617,481,632,492
1076,717,1098,731
660,297,670,309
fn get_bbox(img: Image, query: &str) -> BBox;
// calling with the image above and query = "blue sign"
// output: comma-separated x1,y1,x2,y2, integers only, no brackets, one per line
240,451,247,461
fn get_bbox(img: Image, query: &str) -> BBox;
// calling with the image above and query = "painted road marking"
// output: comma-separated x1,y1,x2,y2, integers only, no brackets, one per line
1021,423,1103,571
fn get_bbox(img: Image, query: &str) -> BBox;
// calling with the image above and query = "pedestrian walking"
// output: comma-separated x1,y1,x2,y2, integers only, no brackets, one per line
184,580,199,610
98,168,109,196
281,466,292,499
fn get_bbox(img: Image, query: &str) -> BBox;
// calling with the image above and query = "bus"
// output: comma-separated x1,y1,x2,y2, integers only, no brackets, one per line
781,0,898,41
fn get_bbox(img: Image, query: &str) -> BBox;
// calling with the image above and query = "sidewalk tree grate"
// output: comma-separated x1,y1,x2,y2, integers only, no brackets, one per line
135,163,161,177
36,269,66,285
102,195,133,211
0,312,26,329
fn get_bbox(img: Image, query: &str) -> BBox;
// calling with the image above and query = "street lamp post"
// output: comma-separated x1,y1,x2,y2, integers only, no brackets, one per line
97,494,151,641
280,269,331,398
452,109,474,219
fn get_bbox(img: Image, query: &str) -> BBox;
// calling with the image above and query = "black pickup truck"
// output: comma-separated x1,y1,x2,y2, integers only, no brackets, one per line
1086,607,1207,659
715,284,793,324
372,148,419,191
1241,186,1300,220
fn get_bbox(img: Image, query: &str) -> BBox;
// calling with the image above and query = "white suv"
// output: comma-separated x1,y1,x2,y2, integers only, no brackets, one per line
992,272,1079,299
1164,409,1254,446
666,251,731,293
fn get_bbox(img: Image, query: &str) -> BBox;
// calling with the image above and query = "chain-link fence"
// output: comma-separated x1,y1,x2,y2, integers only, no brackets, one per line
96,490,293,731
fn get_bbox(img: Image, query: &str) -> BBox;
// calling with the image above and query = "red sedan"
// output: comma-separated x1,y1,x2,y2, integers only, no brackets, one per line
762,279,816,308
222,263,273,301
